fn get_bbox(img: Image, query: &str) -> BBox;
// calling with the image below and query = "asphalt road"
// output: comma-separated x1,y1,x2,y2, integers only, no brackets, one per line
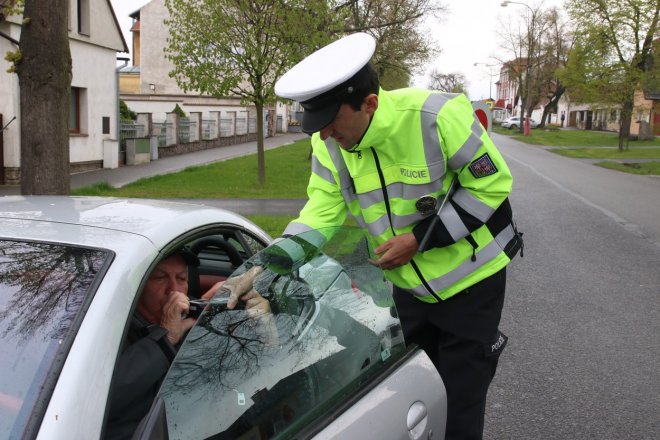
483,133,660,439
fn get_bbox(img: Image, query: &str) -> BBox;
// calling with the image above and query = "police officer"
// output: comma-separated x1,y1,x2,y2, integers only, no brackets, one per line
232,33,522,439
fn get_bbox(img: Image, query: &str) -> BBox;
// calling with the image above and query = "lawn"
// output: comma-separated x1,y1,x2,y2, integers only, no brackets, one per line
549,147,660,159
493,125,660,147
594,161,660,175
73,139,313,199
493,125,660,175
73,139,313,237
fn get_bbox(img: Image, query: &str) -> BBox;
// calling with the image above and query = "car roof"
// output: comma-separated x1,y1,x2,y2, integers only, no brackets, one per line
0,196,270,251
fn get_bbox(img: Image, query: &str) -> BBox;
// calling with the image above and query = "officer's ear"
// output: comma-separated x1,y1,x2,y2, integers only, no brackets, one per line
363,94,379,116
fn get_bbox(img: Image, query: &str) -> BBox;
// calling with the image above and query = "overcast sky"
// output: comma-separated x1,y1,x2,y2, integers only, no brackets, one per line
110,0,561,101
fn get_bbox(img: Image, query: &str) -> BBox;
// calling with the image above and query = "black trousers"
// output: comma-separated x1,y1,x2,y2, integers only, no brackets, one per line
393,268,507,440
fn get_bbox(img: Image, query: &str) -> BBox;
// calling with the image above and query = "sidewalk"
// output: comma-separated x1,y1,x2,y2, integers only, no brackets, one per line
0,132,308,196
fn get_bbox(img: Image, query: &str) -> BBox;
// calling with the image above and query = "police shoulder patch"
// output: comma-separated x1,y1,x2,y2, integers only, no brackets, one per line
468,153,498,178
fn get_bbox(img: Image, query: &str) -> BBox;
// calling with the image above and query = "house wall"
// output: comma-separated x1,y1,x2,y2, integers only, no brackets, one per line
139,0,182,96
120,74,141,94
0,20,21,169
68,0,126,51
69,39,120,164
630,89,654,136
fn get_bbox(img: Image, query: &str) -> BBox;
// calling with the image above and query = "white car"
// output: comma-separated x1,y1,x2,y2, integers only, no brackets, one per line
0,196,446,440
500,116,539,129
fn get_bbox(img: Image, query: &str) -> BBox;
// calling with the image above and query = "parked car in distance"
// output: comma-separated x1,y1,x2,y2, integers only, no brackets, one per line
501,116,539,129
0,196,446,440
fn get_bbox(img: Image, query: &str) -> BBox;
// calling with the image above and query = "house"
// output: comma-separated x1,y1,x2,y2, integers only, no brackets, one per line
493,56,658,135
0,0,128,185
118,0,289,136
494,61,518,119
554,89,658,138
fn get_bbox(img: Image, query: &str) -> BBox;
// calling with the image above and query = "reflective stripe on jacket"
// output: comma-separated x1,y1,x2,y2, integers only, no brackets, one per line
284,88,515,302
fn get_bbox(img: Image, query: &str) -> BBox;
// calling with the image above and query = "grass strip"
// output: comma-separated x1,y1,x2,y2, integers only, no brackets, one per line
549,147,660,159
595,161,660,175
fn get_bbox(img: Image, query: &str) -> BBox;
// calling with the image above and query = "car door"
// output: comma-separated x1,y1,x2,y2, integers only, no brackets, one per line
139,226,446,440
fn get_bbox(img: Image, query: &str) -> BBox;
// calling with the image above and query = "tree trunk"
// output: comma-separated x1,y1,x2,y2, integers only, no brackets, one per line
255,103,265,185
539,85,565,128
18,0,72,194
618,98,634,151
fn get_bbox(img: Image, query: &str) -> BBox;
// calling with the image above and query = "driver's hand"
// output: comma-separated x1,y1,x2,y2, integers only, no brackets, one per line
160,291,195,345
217,265,264,309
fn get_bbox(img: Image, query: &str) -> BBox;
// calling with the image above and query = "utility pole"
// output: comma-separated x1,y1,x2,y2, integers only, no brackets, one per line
473,62,498,100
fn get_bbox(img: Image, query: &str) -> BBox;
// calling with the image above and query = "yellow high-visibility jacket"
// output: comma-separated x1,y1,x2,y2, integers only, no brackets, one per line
284,88,520,302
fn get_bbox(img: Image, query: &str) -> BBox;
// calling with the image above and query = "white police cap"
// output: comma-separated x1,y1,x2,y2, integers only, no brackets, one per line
275,33,376,133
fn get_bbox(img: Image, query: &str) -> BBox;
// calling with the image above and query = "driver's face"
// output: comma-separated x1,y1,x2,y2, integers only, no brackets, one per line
137,255,189,324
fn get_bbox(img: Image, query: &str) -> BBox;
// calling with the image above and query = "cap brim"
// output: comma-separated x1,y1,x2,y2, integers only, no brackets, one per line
301,101,341,134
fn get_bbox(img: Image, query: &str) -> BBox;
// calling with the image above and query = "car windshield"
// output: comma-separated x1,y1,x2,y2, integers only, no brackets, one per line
0,240,110,439
157,226,406,439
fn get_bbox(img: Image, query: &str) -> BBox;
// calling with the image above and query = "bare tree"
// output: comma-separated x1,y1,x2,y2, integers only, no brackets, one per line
497,3,551,134
338,0,447,89
427,69,467,94
535,7,572,127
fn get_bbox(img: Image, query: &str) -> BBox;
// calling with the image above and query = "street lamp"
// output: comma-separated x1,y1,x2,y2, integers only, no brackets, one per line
473,62,497,100
501,0,535,136
500,1,533,13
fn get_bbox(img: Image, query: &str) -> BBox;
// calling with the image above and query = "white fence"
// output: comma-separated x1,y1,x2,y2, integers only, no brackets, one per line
120,112,258,149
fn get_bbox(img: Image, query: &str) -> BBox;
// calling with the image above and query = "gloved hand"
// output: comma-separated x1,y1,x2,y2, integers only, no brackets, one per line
218,265,264,309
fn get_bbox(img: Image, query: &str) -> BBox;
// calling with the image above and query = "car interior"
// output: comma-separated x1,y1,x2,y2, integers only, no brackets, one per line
185,228,268,298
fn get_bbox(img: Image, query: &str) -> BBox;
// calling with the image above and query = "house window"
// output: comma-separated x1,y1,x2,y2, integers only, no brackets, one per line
77,0,90,35
69,87,87,134
609,110,618,122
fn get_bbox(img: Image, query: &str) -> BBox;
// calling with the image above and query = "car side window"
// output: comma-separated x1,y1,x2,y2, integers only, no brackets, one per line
155,227,406,439
0,240,110,439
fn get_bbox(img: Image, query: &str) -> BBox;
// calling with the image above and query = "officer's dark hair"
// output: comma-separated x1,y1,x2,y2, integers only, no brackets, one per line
342,62,380,111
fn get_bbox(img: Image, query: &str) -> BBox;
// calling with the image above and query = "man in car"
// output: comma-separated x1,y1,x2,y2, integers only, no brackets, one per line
106,248,270,439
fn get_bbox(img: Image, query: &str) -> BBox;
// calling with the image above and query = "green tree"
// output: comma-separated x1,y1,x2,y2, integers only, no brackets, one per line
171,103,186,119
164,0,338,185
560,0,659,150
0,0,22,23
120,99,137,121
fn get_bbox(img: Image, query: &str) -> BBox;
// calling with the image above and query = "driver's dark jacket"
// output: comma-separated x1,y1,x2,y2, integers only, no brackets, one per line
105,314,177,439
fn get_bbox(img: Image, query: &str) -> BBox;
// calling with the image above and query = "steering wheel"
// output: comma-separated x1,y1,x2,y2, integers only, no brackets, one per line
191,237,244,268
